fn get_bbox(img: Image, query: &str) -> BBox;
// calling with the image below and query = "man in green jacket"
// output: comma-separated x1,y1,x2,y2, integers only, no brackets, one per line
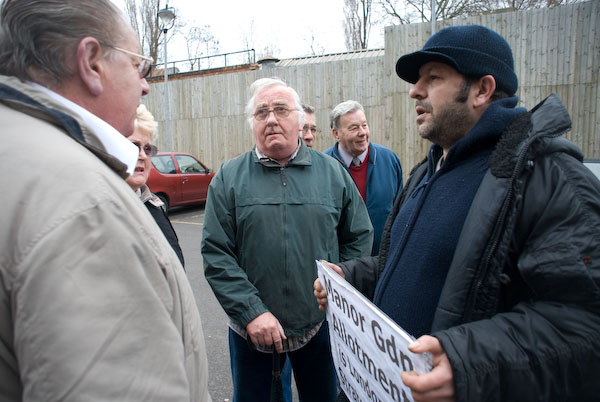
202,77,373,402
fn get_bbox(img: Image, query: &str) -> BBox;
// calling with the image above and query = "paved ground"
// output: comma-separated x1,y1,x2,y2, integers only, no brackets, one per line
169,205,299,402
169,205,232,401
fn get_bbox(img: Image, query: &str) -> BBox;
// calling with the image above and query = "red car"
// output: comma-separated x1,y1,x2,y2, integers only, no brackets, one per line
147,152,215,212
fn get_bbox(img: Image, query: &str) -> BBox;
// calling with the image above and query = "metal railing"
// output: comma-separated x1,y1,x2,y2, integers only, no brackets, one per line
152,48,256,75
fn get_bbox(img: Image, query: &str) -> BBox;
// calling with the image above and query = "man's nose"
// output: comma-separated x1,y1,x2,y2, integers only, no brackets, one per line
266,110,279,124
141,78,150,96
409,80,425,99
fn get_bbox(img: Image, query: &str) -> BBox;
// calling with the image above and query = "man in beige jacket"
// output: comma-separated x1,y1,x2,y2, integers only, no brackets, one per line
0,1,211,400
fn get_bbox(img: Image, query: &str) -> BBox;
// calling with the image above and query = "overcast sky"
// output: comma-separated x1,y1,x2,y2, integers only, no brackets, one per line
112,0,386,62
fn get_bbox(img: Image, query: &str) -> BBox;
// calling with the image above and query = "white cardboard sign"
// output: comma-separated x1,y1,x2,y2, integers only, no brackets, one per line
317,260,432,402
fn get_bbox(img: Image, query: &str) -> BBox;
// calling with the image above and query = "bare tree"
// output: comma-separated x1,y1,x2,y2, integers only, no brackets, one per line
379,0,414,23
239,21,279,63
241,20,257,64
124,0,186,65
486,0,582,10
380,0,487,23
344,0,374,51
185,25,220,70
304,33,326,56
124,0,162,62
256,44,281,61
379,0,584,24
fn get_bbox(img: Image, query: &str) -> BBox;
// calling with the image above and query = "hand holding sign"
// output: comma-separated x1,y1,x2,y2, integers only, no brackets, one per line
402,336,455,402
316,260,433,402
313,261,345,311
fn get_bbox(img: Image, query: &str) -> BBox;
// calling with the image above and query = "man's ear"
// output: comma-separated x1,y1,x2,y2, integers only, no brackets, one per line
332,128,339,141
472,75,496,108
77,37,105,96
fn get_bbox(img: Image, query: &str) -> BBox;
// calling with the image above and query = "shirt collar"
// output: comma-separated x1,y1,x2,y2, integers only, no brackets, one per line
29,82,138,176
338,144,368,168
255,139,301,165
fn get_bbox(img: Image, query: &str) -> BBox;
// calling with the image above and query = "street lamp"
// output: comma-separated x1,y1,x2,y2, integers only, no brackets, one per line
158,3,175,151
431,0,436,34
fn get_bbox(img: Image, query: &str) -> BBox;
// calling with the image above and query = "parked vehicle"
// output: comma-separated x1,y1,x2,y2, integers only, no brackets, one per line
147,152,215,212
584,159,600,180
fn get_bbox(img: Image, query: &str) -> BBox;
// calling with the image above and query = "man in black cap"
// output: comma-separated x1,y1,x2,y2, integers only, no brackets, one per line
315,24,600,401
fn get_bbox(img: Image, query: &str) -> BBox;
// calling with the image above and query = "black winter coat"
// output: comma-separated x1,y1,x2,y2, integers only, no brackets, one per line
340,94,600,401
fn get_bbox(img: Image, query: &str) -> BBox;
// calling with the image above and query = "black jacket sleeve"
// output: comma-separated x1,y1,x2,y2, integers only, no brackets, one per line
435,147,600,401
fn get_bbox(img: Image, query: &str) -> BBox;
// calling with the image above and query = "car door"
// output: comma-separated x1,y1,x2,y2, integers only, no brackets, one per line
173,154,213,202
148,154,183,204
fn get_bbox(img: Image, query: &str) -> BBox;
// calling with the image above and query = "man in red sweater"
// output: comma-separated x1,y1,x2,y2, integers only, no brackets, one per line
324,100,403,255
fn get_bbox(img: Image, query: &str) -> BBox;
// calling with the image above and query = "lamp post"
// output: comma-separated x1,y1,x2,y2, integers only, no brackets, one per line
431,0,436,34
157,3,175,151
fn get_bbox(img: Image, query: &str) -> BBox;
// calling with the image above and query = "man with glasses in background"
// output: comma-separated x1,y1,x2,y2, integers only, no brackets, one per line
325,100,403,255
202,77,373,401
301,103,320,148
0,1,211,400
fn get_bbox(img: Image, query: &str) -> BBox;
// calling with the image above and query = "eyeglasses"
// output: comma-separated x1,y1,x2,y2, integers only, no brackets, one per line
132,141,157,157
302,125,321,135
106,45,154,79
253,106,296,121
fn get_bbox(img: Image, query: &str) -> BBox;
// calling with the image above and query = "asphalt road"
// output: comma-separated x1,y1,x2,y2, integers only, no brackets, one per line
169,205,299,402
169,205,232,401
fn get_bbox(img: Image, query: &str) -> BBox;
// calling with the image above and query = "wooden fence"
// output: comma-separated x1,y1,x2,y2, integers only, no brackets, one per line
144,1,599,179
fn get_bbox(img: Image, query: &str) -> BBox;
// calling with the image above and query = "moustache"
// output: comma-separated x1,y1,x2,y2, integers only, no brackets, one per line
416,100,432,113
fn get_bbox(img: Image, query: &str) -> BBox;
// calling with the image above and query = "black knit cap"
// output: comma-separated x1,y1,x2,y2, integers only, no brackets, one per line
395,25,518,96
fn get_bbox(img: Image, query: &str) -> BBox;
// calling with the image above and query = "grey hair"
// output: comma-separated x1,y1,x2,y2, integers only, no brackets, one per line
0,0,127,85
302,103,315,114
330,100,364,130
245,77,304,130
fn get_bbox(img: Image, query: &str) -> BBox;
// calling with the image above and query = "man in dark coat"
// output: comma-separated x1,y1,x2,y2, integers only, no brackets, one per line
315,24,600,401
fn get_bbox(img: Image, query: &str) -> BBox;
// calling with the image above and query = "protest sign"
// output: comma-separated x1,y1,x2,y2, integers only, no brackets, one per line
317,260,432,402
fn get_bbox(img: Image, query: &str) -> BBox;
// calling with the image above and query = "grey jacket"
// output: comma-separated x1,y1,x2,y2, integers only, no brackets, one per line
0,76,211,402
340,94,600,401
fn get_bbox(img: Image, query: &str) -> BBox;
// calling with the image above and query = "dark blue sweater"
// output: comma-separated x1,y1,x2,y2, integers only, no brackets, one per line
373,97,525,337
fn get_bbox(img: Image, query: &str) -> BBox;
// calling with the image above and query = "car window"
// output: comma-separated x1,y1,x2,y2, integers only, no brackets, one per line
175,155,206,174
152,155,176,174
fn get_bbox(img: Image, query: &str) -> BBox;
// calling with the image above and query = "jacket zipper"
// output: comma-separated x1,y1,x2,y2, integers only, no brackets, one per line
280,167,287,186
465,127,567,320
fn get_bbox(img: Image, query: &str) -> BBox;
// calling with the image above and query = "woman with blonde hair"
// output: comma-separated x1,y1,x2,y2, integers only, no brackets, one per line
126,104,185,266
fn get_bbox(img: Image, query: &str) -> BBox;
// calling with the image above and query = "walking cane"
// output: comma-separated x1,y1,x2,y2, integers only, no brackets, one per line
270,352,284,402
